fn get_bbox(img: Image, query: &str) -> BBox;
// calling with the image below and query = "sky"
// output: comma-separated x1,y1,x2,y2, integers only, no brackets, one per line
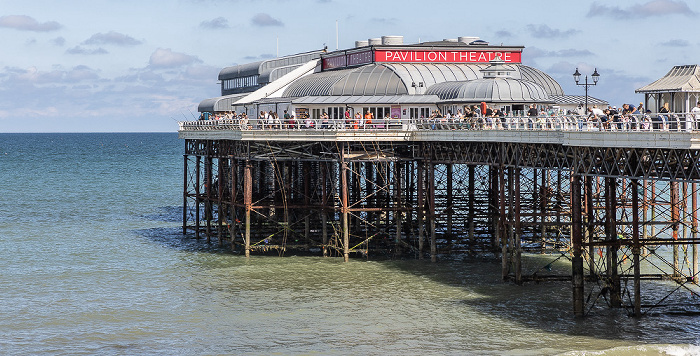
0,0,698,132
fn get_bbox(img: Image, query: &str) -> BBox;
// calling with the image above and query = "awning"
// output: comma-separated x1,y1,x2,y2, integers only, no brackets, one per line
549,95,609,106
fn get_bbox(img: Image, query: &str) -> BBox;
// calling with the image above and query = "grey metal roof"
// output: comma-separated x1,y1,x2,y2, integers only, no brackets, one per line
518,65,564,96
292,95,440,105
283,62,563,98
635,65,700,93
198,93,248,112
218,61,263,80
425,78,552,103
549,95,609,106
283,64,409,97
382,63,482,93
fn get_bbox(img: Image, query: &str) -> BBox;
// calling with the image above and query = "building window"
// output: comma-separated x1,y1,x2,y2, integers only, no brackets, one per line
223,75,259,90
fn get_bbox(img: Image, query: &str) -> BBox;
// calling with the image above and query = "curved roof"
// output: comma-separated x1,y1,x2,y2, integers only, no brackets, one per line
283,64,408,97
219,61,263,80
426,78,552,103
383,63,483,93
518,65,564,96
282,62,563,99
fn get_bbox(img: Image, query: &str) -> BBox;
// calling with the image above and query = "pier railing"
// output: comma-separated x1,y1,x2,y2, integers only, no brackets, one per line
179,113,699,133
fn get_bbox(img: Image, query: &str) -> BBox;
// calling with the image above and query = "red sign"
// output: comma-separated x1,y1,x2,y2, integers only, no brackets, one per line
375,50,521,63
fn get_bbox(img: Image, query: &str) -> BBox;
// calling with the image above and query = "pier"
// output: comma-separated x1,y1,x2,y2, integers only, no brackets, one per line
179,117,700,317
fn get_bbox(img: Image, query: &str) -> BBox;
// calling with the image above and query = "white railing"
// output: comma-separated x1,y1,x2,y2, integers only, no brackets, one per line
178,113,700,133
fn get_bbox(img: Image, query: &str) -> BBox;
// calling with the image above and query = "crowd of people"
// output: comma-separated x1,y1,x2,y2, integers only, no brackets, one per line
584,101,700,132
194,101,700,132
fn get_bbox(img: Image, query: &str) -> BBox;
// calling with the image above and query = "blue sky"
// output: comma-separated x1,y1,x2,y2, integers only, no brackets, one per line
0,0,697,132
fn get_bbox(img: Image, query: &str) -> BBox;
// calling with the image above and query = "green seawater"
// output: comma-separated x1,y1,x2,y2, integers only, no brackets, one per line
0,133,698,355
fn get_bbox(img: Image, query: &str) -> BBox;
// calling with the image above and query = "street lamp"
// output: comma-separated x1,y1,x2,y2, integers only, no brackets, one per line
573,68,600,114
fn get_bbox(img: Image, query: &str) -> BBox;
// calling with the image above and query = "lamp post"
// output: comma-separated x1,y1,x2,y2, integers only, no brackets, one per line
573,68,600,114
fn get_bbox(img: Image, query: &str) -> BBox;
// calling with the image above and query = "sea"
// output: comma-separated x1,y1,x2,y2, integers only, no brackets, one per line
1,132,699,355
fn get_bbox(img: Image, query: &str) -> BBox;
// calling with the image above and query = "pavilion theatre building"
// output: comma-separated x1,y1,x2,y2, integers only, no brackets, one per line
198,35,606,121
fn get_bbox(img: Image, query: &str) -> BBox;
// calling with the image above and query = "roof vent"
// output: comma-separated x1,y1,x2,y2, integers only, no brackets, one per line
368,38,382,46
458,36,479,44
443,38,458,42
381,35,403,45
355,40,369,48
469,39,489,46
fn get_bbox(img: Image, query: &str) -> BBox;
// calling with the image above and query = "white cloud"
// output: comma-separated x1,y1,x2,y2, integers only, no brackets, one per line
526,24,579,39
149,48,202,68
83,31,142,46
587,0,695,18
200,17,229,29
252,13,283,27
660,39,689,47
0,15,61,32
66,46,109,55
51,37,66,46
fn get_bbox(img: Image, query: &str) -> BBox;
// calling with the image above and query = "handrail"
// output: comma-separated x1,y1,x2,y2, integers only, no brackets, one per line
178,113,700,133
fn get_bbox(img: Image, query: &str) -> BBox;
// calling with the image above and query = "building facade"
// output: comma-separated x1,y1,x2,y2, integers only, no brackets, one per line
198,36,606,121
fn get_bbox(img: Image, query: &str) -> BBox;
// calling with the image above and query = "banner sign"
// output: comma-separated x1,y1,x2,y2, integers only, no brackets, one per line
374,50,521,64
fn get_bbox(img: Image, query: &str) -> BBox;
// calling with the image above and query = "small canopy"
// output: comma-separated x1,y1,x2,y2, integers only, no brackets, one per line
636,65,700,94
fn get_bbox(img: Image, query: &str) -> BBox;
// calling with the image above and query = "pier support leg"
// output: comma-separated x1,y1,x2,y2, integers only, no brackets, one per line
321,163,328,257
183,155,188,234
632,179,642,317
500,165,507,279
693,183,698,283
606,177,621,308
304,162,310,247
418,160,425,259
541,170,548,251
585,176,595,278
489,166,500,251
468,165,475,241
244,161,252,258
394,162,402,256
217,158,224,247
672,181,680,278
195,155,201,239
205,156,212,244
571,174,584,317
230,157,237,251
447,163,453,247
341,147,350,262
429,161,437,263
514,167,522,285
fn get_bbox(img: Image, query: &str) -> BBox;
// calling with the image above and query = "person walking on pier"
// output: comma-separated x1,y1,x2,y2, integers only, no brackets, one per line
527,104,537,130
364,110,373,129
691,101,700,131
659,103,670,131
